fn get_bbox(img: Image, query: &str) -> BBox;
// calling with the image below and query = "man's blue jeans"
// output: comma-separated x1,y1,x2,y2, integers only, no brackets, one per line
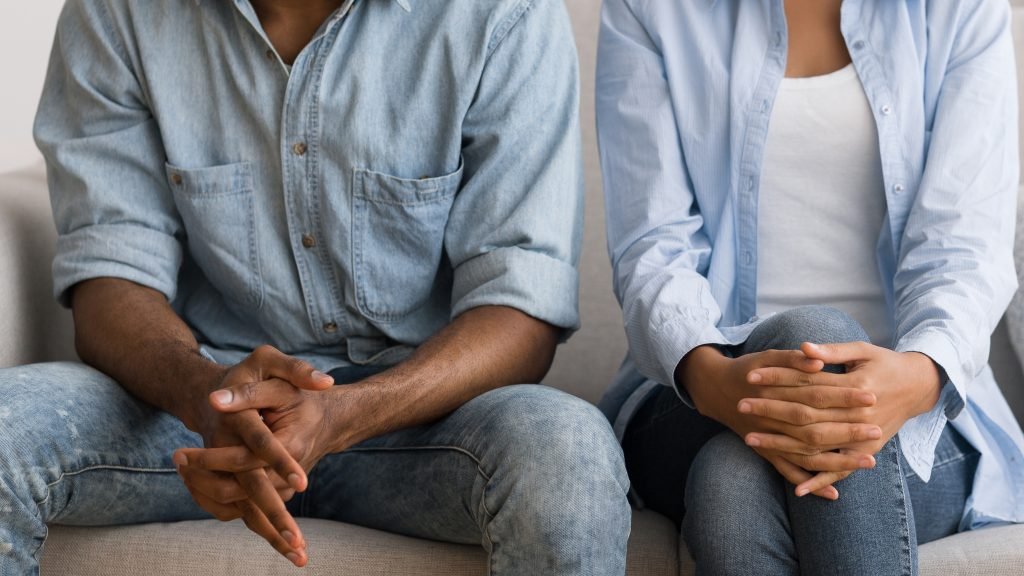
623,306,979,576
0,364,631,575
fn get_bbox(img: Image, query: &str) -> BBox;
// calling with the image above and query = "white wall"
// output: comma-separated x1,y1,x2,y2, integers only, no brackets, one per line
0,2,64,172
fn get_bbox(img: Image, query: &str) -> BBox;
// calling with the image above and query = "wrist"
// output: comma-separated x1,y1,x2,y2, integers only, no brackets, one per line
322,384,382,453
177,362,230,434
675,345,730,417
902,351,943,417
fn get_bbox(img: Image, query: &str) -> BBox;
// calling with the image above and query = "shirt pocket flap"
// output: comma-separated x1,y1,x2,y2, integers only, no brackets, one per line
354,158,464,205
165,161,254,196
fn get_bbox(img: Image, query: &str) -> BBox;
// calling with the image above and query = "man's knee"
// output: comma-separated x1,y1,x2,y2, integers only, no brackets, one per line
485,385,628,487
480,385,630,522
750,305,870,352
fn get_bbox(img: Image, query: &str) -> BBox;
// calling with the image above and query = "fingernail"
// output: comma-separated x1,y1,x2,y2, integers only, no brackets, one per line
288,473,303,490
796,487,809,497
738,401,752,414
312,370,334,384
858,393,875,405
286,552,299,564
860,456,875,468
748,372,762,383
868,427,882,440
828,487,839,500
282,530,295,544
172,452,187,468
211,389,233,405
746,435,761,447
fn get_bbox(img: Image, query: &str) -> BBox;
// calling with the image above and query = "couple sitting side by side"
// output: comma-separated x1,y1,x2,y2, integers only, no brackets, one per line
2,1,1022,575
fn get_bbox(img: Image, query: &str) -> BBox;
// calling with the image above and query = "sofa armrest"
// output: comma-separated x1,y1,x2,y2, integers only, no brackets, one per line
0,163,76,368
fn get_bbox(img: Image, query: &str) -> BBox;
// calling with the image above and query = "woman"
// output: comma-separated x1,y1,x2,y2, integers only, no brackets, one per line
596,0,1024,574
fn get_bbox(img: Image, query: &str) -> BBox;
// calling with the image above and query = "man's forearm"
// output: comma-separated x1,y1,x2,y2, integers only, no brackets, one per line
324,306,560,451
71,278,226,431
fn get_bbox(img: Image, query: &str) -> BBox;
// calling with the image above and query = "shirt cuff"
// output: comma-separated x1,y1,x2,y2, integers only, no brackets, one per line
643,313,729,407
895,329,968,482
896,328,968,420
451,246,580,333
897,384,958,482
53,223,183,307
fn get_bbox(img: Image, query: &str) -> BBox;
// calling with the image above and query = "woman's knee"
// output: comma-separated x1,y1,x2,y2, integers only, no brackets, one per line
749,305,870,352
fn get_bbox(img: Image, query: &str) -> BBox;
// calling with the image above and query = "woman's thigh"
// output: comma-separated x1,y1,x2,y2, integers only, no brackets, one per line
905,425,978,544
621,384,726,525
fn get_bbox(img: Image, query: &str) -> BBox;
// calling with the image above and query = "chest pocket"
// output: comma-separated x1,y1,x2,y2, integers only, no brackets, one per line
352,160,464,323
166,161,263,310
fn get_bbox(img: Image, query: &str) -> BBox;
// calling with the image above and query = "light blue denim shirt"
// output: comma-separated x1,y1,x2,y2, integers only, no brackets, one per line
596,0,1024,529
34,0,582,369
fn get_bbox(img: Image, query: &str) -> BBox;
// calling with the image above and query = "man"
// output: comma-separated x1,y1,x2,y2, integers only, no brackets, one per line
0,0,630,574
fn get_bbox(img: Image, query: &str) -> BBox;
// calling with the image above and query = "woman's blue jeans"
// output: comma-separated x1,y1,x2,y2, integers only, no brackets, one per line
623,306,979,576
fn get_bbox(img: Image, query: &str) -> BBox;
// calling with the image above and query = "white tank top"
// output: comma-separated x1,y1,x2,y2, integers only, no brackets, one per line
756,63,894,347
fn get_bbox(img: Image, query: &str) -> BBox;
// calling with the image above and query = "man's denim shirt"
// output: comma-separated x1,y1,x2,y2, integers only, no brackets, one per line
34,0,583,368
597,0,1024,528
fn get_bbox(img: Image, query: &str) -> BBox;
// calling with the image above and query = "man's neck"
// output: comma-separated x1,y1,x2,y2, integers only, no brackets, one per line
250,0,345,65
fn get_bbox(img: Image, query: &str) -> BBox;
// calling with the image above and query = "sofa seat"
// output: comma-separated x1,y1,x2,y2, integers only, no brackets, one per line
41,510,679,576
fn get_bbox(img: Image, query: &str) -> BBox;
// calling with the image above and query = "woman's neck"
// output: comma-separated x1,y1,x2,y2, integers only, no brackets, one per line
783,0,851,78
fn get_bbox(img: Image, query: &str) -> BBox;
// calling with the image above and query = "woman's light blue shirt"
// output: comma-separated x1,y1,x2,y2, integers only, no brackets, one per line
596,0,1024,529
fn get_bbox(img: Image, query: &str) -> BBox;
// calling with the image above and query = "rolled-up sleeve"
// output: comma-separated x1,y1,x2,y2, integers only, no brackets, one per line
34,0,182,307
445,0,582,332
596,0,728,395
894,0,1019,480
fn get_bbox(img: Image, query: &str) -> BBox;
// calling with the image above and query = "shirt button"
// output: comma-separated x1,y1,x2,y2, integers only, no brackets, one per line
171,173,183,186
893,183,905,194
323,322,338,334
881,105,893,115
852,40,865,51
301,234,317,248
746,177,755,191
292,142,308,156
743,251,753,265
265,49,275,61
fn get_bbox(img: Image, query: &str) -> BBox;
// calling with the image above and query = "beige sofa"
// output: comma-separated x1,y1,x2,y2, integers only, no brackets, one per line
3,1,1024,574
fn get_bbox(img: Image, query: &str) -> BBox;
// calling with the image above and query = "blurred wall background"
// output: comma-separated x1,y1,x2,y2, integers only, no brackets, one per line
0,1,63,172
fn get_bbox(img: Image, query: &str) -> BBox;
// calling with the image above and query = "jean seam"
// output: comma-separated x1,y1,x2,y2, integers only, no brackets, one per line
30,465,177,565
37,465,176,509
894,446,913,576
344,445,496,514
344,444,499,573
903,452,976,480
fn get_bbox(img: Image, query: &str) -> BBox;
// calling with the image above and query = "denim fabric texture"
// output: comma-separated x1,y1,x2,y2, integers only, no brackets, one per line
0,365,631,576
624,306,978,576
34,0,583,366
596,0,1024,528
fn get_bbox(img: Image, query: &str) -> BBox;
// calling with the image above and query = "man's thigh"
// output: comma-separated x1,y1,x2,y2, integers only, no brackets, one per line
295,383,627,546
0,362,208,526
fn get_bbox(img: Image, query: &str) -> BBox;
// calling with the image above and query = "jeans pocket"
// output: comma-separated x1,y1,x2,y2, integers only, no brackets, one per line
352,159,464,323
166,161,263,310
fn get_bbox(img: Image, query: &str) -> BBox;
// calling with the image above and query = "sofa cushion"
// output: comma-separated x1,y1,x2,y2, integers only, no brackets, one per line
41,509,678,576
